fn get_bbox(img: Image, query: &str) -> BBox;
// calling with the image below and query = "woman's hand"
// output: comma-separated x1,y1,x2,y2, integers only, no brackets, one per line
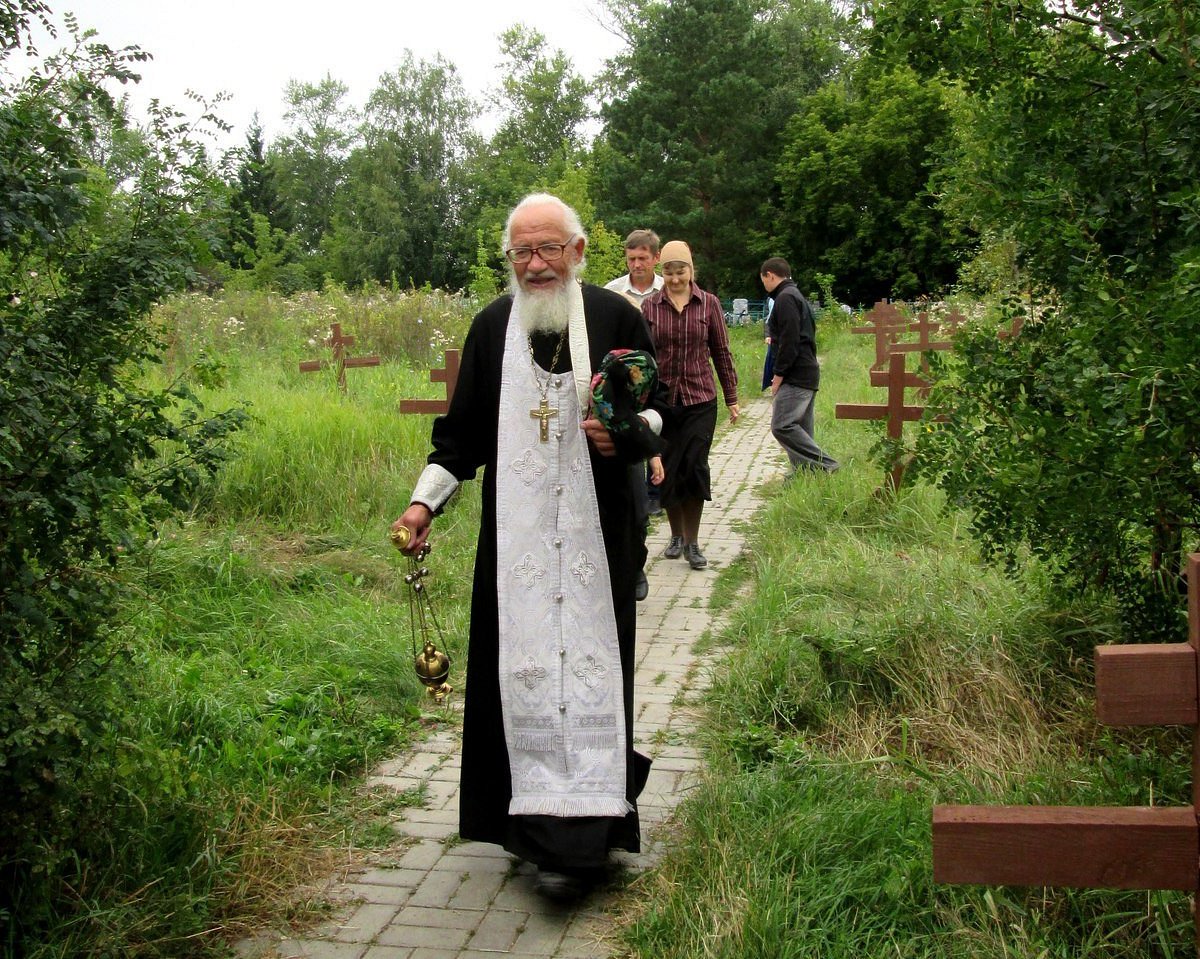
728,403,741,423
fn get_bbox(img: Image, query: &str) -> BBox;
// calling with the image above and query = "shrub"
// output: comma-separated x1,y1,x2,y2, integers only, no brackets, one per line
0,8,244,940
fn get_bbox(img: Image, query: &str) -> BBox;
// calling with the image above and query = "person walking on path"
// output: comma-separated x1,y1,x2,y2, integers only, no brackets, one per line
391,194,666,902
606,229,667,601
641,241,740,571
759,257,839,475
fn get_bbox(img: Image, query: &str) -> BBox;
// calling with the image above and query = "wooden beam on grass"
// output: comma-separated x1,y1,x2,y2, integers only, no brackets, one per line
1095,643,1197,726
398,349,461,415
932,805,1199,890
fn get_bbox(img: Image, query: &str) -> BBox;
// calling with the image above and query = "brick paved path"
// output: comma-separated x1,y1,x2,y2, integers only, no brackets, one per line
240,397,786,959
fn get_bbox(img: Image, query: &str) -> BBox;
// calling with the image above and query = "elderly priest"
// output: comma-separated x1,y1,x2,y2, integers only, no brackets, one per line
391,193,661,901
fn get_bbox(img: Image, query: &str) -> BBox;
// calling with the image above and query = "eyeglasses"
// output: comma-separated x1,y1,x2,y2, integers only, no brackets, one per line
504,236,576,264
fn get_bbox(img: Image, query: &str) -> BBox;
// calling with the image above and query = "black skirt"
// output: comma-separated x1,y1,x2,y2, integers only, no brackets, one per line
659,399,717,506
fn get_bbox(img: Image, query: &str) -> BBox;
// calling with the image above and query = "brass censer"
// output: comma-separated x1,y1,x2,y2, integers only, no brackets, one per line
389,526,452,703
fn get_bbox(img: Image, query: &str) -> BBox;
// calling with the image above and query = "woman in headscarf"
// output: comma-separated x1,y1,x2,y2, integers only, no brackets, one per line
641,241,740,570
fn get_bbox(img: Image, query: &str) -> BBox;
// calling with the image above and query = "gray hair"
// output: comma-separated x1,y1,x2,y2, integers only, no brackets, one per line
502,193,588,250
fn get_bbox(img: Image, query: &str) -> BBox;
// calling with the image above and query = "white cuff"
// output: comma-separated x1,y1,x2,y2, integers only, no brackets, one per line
411,463,459,513
639,409,663,435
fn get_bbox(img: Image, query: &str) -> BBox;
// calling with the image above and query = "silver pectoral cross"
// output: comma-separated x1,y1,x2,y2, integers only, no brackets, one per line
530,397,558,442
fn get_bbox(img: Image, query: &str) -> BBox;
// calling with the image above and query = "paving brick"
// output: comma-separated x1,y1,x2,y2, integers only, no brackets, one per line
448,869,506,909
399,807,460,826
404,868,464,908
345,871,425,896
393,819,457,841
331,903,400,943
510,910,570,955
360,947,412,959
390,904,480,931
338,883,412,907
375,922,471,951
464,907,527,951
394,841,445,871
434,851,514,874
274,940,366,959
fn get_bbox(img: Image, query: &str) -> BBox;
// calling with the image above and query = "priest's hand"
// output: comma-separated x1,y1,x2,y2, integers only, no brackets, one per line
580,417,616,456
392,503,433,555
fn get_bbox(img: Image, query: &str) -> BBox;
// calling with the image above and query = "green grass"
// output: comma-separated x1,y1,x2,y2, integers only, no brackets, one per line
20,290,1195,956
616,317,1195,958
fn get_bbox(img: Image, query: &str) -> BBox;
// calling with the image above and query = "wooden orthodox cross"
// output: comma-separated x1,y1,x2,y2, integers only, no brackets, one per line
836,350,933,492
998,314,1026,339
935,553,1200,952
852,300,908,373
872,312,954,395
299,323,380,393
397,350,461,416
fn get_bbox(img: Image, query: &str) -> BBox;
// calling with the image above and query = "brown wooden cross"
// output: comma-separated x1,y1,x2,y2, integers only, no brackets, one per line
893,311,952,353
836,350,933,492
852,300,908,373
998,314,1026,339
935,553,1200,949
398,349,461,415
871,312,954,395
299,323,381,393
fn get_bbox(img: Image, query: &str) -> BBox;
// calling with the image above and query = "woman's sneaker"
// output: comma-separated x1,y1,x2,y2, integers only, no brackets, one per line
664,535,684,559
685,544,707,569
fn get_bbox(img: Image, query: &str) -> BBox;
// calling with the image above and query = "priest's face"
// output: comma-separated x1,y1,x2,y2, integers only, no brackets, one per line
507,203,585,296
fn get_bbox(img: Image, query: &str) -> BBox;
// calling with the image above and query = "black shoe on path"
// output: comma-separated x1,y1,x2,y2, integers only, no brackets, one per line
635,570,649,602
535,869,586,902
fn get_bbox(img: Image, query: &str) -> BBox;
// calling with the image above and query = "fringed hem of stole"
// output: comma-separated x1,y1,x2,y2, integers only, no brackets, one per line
509,796,634,818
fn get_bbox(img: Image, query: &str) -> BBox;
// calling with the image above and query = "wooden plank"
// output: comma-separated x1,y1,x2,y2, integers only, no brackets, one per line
1095,643,1196,725
397,398,450,414
869,368,931,390
1190,553,1199,650
834,403,925,422
933,805,1199,890
890,341,953,354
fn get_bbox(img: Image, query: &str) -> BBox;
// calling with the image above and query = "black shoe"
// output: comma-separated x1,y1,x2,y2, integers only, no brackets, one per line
635,570,649,602
664,535,684,559
685,544,708,569
535,868,587,902
647,501,663,517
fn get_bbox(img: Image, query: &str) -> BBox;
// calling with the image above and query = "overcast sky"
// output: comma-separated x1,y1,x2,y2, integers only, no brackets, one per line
33,1,625,151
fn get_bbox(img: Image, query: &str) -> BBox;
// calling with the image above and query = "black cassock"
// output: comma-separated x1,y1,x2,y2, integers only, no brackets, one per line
425,283,656,870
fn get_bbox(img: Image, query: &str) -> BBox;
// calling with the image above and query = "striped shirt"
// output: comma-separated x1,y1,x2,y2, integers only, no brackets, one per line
642,282,739,408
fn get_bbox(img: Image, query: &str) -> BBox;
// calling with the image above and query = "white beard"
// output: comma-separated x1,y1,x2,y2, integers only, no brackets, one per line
509,266,581,335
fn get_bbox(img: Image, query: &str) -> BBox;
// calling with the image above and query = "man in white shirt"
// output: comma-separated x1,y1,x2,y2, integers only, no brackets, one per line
605,229,664,307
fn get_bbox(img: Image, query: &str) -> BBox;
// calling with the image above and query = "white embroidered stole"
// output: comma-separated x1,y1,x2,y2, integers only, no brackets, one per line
494,300,631,818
